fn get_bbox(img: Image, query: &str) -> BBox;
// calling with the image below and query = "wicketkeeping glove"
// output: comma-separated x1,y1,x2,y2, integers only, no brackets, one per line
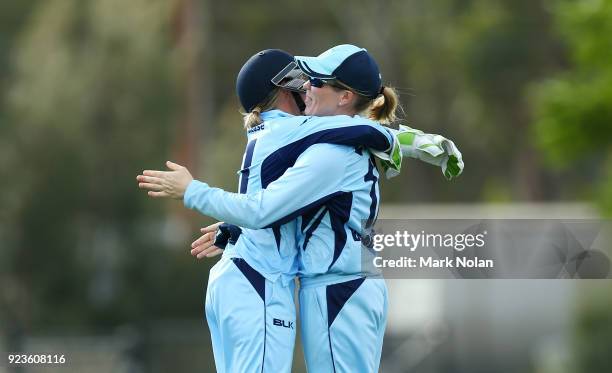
372,125,464,180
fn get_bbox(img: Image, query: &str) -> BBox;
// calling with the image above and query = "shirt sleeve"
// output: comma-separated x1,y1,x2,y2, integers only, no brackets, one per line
297,116,394,153
184,144,349,229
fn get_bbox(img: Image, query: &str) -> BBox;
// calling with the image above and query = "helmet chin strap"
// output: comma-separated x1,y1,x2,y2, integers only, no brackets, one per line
291,91,306,113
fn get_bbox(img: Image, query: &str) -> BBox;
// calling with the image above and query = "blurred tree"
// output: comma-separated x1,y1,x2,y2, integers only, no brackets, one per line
0,0,209,342
532,0,612,216
531,1,612,372
454,0,565,200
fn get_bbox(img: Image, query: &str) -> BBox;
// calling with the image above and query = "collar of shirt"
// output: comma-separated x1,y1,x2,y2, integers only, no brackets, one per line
245,109,294,141
260,109,294,121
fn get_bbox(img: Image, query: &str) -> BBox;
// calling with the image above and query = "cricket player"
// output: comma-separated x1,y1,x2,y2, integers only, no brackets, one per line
138,47,399,372
138,45,463,372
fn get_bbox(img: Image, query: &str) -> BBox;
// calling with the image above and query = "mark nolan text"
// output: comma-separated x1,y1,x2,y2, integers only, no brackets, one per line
373,256,494,268
422,256,494,268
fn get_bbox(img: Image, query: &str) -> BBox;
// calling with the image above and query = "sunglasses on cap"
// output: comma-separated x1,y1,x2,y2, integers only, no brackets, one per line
308,77,375,97
309,77,348,89
308,77,328,88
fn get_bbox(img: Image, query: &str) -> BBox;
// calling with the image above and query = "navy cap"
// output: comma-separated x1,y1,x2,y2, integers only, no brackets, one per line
236,49,294,112
295,44,382,98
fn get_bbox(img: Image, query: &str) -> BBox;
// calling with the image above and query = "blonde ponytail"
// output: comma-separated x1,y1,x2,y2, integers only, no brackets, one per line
349,85,402,125
367,86,400,124
243,107,263,128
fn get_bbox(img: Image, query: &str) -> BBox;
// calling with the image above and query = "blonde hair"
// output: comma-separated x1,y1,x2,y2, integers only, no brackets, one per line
368,87,401,124
331,80,404,124
350,86,401,124
242,88,281,128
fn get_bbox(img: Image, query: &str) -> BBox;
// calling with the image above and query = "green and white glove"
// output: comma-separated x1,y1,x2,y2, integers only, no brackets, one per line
372,125,464,180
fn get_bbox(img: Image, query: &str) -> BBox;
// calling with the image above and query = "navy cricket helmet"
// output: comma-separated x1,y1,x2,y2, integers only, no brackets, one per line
236,49,295,112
